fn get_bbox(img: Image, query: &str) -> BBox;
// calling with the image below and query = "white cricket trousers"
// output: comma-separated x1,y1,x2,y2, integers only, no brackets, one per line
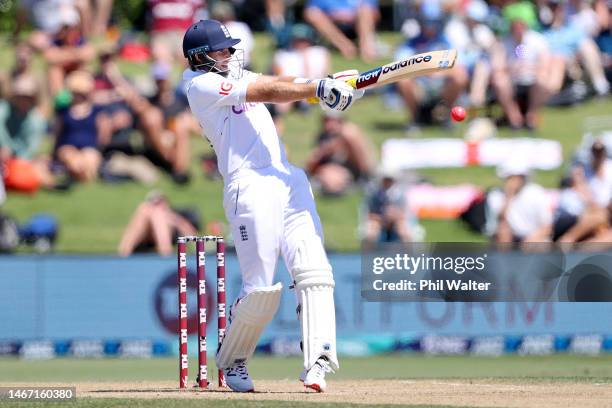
222,165,331,298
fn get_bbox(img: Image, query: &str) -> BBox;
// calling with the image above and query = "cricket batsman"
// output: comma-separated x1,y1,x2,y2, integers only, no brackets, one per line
181,20,363,392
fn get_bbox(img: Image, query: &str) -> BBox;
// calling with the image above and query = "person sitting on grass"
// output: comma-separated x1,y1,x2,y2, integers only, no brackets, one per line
303,0,379,62
305,112,375,196
271,23,331,114
541,0,609,101
395,16,469,131
118,191,200,257
38,7,96,97
557,141,612,244
269,24,332,134
0,75,46,165
54,70,103,183
486,160,553,248
364,168,412,246
0,42,36,100
490,3,552,130
0,75,56,191
147,62,196,184
95,54,192,184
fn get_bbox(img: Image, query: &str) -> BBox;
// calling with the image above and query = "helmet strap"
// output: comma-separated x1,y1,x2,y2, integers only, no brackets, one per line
189,50,229,77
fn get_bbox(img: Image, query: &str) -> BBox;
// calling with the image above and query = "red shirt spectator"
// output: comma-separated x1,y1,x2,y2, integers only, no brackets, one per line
148,0,205,33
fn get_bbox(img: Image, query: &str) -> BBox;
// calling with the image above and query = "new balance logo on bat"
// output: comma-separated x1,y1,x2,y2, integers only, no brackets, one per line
356,67,382,88
382,54,432,74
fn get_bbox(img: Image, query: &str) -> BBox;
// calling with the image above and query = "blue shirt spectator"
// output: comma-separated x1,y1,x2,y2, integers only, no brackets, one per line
55,105,101,150
306,0,378,18
396,23,450,59
393,16,468,129
53,70,103,183
304,0,379,62
543,20,586,58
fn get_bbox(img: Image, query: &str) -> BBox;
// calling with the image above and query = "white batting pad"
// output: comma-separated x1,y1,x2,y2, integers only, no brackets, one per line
294,267,339,371
216,282,282,369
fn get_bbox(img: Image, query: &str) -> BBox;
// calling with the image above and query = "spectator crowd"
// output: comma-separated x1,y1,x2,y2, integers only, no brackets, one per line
0,0,611,253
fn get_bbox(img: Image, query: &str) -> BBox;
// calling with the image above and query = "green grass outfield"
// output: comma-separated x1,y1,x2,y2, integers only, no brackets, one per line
2,33,612,252
2,355,612,382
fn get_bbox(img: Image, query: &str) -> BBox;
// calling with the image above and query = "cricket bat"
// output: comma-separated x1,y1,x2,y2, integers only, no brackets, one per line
308,49,457,103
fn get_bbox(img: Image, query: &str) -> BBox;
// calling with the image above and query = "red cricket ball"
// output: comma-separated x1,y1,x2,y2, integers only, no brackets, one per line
451,106,466,122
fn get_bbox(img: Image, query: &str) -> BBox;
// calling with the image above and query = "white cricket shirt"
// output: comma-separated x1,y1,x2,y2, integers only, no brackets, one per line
502,30,549,86
487,183,553,238
183,69,289,181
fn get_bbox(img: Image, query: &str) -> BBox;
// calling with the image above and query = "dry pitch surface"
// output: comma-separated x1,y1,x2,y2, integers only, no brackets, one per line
3,380,611,408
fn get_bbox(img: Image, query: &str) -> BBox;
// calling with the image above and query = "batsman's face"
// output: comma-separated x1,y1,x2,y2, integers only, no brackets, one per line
209,48,231,71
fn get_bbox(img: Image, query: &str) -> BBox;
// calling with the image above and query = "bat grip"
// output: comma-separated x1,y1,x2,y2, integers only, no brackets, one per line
306,77,357,104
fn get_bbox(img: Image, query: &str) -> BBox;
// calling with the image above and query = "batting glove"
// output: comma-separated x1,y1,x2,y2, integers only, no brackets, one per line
316,78,359,112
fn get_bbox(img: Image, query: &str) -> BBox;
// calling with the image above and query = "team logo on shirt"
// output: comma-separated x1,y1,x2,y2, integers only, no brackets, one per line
239,225,248,241
231,103,257,114
219,82,233,96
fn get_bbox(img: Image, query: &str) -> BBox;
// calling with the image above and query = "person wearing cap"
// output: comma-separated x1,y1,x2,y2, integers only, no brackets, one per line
182,19,362,393
486,160,553,246
271,23,331,123
54,70,103,182
0,75,46,163
0,75,57,192
306,111,374,196
490,1,552,130
272,23,330,83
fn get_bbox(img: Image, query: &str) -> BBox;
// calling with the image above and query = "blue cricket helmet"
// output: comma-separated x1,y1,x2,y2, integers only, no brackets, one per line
182,19,241,59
